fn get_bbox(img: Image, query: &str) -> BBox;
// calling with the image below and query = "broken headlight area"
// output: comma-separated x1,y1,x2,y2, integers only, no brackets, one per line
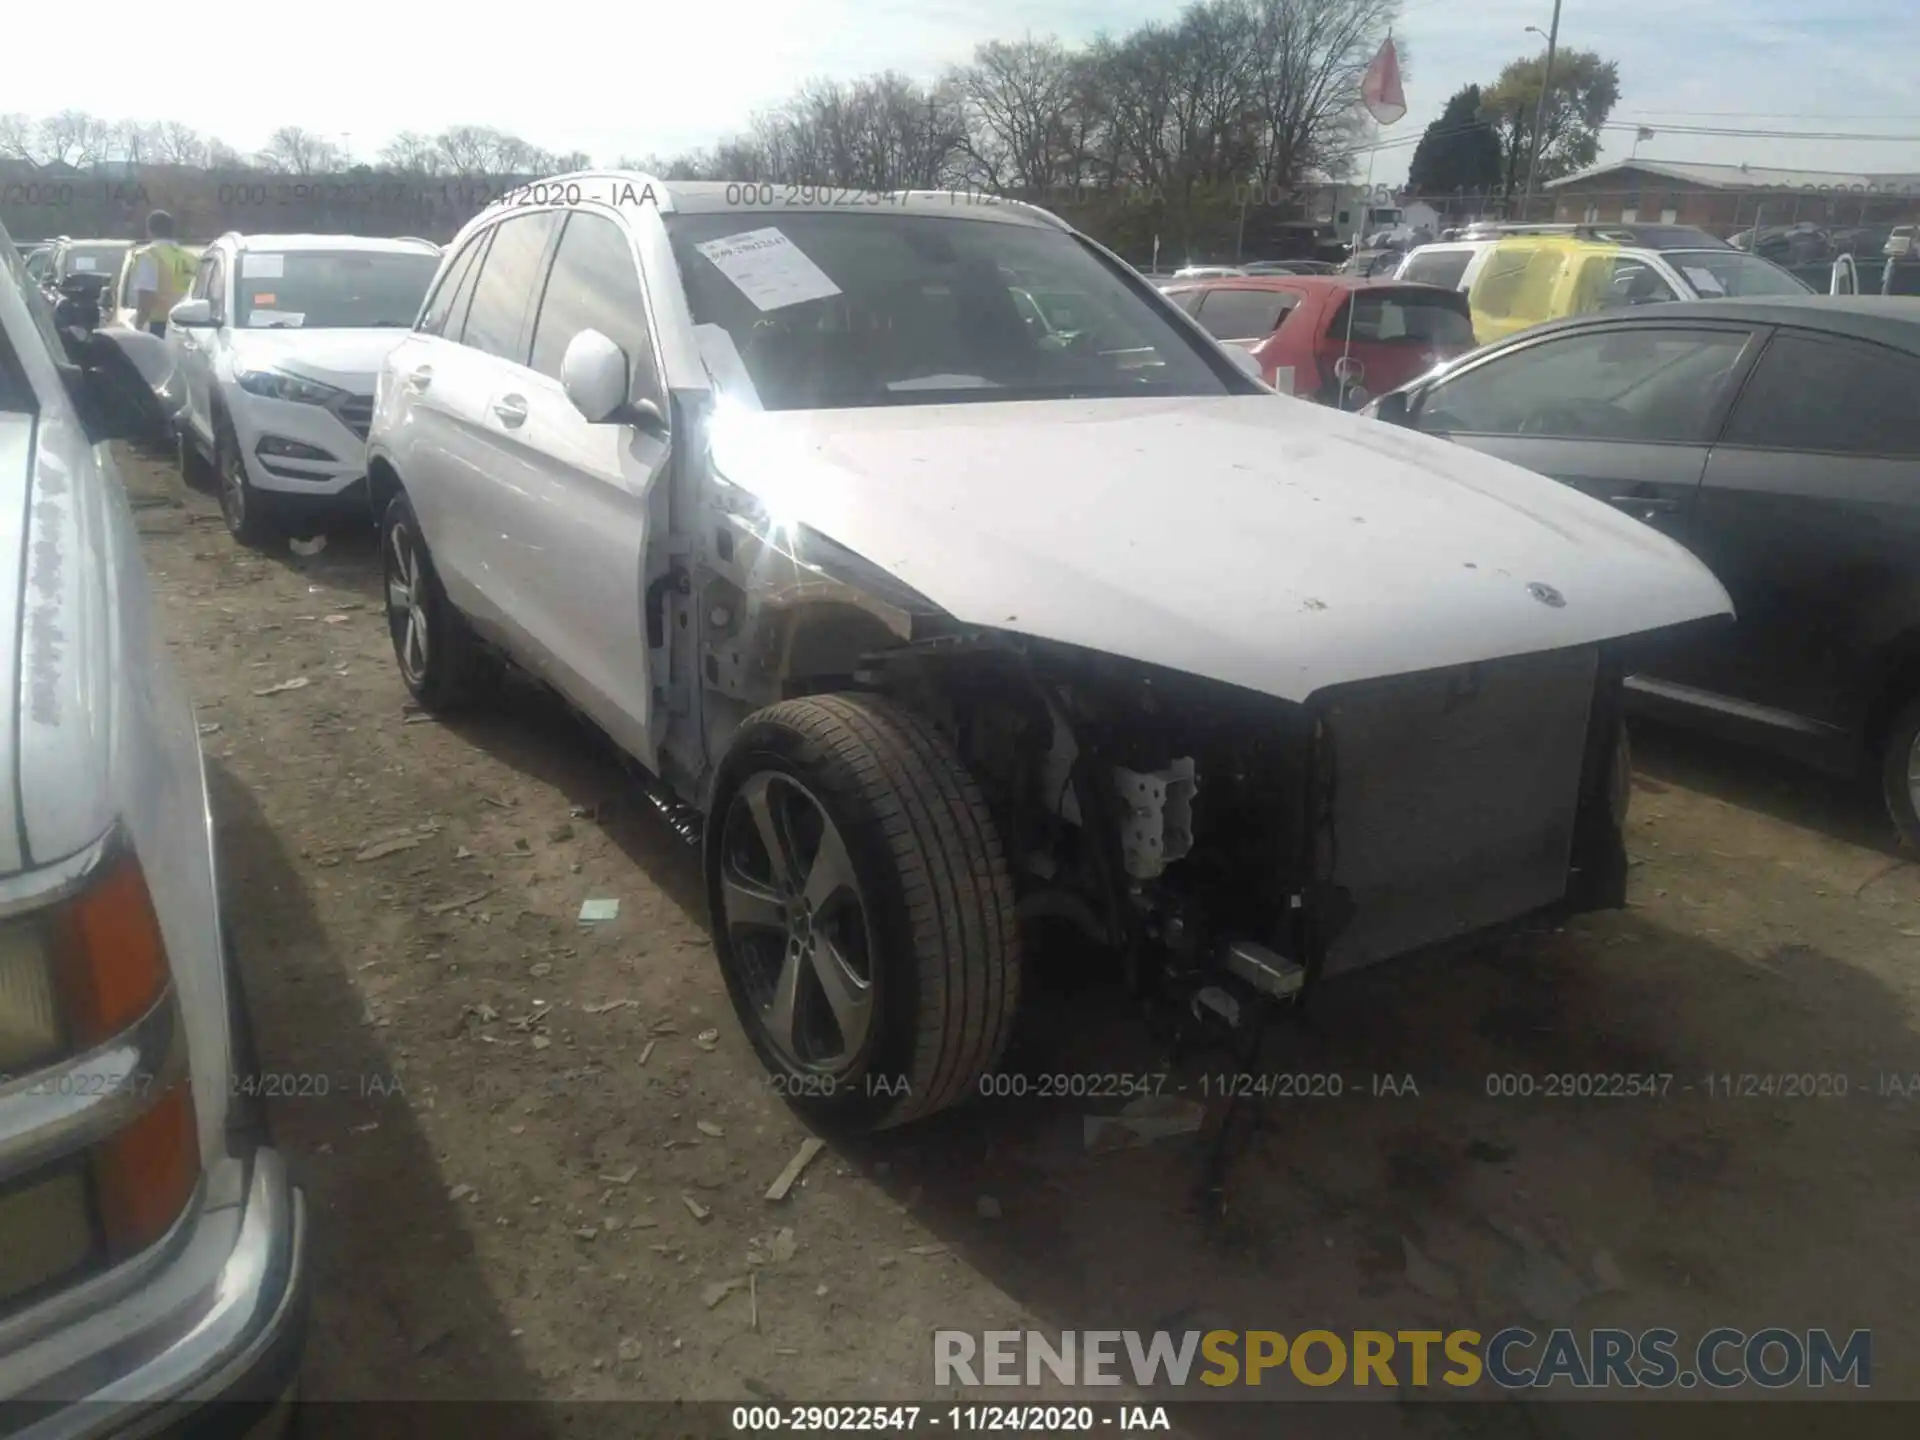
868,635,1632,1029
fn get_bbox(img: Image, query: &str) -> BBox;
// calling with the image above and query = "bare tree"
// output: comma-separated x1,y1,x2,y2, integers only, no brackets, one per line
151,120,211,167
380,131,439,174
258,125,345,175
1244,0,1399,191
0,113,44,164
948,36,1088,195
40,110,117,166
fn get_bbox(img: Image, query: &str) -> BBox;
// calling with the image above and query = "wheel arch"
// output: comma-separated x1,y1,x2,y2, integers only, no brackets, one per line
367,452,404,527
1860,625,1920,758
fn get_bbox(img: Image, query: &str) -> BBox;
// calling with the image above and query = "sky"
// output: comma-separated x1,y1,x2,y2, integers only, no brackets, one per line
13,0,1920,186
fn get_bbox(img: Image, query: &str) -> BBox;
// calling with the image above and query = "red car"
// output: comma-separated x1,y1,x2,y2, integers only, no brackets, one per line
1162,275,1476,407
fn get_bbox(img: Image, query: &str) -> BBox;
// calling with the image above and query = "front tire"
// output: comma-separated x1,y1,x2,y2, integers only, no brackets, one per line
1880,694,1920,850
380,492,496,713
217,421,278,547
706,693,1021,1131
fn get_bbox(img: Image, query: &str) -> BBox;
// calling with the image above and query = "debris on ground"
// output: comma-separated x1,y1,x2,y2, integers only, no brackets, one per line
617,1338,643,1362
696,1120,725,1138
448,1183,477,1202
197,721,222,735
578,898,620,923
638,1040,657,1065
599,1165,639,1186
683,1194,713,1221
747,1227,797,1266
908,1243,949,1257
289,535,328,556
584,998,639,1015
356,834,423,862
694,1028,721,1051
1400,1236,1459,1302
1593,1249,1628,1292
323,614,351,624
252,677,311,696
425,889,494,915
765,1137,827,1201
1083,1094,1207,1151
701,1277,745,1308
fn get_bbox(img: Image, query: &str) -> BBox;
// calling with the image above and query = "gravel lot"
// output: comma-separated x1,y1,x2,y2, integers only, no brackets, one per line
121,448,1920,1437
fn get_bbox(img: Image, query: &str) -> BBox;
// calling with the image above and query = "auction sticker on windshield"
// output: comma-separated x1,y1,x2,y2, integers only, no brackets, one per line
693,228,842,311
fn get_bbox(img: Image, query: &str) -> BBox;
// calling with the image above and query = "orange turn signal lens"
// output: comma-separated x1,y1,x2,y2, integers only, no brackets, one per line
50,851,171,1050
92,1081,199,1257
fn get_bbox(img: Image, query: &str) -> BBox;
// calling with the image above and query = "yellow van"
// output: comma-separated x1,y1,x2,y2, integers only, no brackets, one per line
1466,235,1624,345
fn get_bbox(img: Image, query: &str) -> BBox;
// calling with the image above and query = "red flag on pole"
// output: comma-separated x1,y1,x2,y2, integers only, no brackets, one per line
1361,36,1407,126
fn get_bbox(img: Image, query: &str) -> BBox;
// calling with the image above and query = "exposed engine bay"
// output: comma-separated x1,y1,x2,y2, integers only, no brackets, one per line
838,629,1632,1029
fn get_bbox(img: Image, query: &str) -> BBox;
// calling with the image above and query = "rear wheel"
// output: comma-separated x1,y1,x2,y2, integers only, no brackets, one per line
706,693,1021,1131
380,491,496,713
1880,694,1920,850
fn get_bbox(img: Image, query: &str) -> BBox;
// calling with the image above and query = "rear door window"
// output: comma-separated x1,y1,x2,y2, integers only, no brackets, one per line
460,212,561,362
1328,290,1474,347
1399,249,1472,289
419,231,486,338
1192,287,1297,341
1719,331,1920,457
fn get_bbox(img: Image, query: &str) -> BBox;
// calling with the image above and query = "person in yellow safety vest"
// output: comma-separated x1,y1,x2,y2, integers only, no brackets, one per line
132,210,196,337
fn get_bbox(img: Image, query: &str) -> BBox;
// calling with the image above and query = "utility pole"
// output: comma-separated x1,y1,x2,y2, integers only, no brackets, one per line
1519,0,1563,222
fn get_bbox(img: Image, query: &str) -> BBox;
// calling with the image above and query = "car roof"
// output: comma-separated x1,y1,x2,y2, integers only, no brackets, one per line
218,232,439,254
482,172,1072,233
1164,275,1461,299
1503,294,1920,355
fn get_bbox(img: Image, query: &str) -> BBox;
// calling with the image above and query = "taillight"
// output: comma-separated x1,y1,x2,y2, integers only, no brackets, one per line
0,841,197,1306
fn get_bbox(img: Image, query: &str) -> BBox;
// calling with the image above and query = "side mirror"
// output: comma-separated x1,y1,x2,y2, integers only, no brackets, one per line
1371,390,1411,426
169,298,216,328
561,328,667,434
67,328,183,442
1225,346,1264,382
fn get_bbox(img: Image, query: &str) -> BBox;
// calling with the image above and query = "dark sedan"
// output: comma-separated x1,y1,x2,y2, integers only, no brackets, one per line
1364,295,1920,845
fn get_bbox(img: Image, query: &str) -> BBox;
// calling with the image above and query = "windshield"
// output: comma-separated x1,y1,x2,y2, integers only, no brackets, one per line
663,211,1233,409
1666,250,1811,298
233,250,441,330
63,243,129,278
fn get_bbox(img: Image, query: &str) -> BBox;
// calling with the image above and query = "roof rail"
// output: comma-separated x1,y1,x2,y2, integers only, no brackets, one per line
392,235,439,248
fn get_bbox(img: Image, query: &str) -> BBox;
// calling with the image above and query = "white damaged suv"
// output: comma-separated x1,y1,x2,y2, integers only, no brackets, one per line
368,174,1733,1131
167,233,440,546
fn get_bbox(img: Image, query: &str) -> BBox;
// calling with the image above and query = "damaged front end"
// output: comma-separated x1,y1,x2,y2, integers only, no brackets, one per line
857,631,1633,1028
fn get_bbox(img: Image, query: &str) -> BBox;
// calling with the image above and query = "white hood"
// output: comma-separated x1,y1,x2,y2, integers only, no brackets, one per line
708,395,1733,704
228,328,407,393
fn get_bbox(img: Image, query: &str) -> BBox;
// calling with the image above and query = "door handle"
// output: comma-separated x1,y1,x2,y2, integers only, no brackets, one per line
491,394,529,428
1607,494,1680,515
405,365,433,391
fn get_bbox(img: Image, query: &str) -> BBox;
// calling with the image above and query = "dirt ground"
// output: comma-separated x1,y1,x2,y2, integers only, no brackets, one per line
120,448,1919,1437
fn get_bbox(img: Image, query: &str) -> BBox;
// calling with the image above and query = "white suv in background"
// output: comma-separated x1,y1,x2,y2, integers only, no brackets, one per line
167,233,441,545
